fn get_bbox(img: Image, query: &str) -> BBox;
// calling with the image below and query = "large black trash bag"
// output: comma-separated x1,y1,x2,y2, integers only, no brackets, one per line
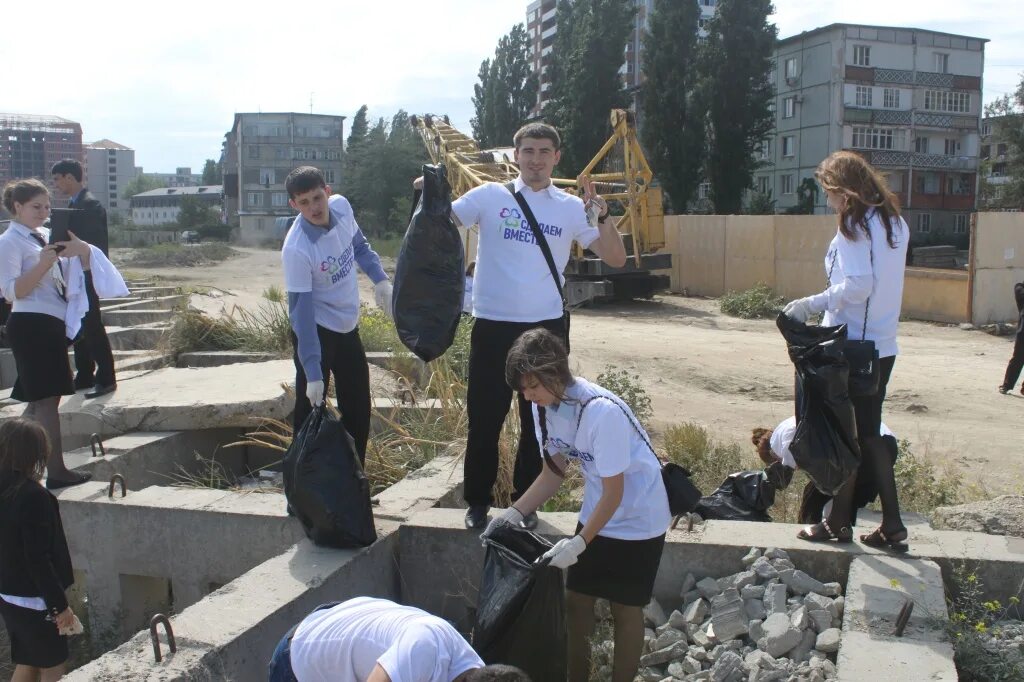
282,406,377,548
474,524,566,682
777,314,860,496
392,163,464,362
695,462,793,522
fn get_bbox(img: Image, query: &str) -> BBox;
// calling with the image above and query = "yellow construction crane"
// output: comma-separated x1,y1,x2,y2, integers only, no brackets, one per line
410,110,670,304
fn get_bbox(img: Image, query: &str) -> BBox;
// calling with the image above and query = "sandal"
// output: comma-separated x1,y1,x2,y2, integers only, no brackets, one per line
797,519,852,544
860,526,909,553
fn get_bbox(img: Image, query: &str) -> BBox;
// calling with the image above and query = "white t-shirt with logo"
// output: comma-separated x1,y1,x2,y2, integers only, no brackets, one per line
531,377,672,541
281,195,362,334
821,210,908,358
451,177,600,322
289,597,484,682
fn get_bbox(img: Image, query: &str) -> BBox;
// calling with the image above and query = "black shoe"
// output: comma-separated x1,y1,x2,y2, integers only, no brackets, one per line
999,385,1009,394
46,471,92,490
74,378,95,391
520,511,539,530
85,383,116,399
465,505,490,530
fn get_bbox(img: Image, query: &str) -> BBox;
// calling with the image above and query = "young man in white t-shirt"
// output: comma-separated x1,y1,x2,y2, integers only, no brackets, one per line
267,597,530,682
430,122,627,530
281,166,393,458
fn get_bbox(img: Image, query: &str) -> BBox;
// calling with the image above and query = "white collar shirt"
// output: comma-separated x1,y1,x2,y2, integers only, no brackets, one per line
451,176,600,322
0,222,67,320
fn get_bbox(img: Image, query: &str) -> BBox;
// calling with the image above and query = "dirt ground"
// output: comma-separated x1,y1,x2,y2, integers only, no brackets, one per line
120,246,1024,496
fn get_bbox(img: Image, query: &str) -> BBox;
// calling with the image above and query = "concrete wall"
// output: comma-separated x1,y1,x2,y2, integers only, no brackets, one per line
971,212,1024,324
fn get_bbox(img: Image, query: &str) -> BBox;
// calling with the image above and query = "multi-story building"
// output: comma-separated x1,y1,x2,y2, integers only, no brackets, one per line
527,0,717,115
222,112,345,246
85,139,136,219
979,114,1021,210
130,185,222,227
0,113,82,213
758,24,986,238
148,167,202,188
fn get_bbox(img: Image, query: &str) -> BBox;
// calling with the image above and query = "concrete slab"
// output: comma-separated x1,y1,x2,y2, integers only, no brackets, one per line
0,349,15,390
126,286,182,298
374,453,463,520
100,295,187,313
177,350,279,368
102,308,176,327
365,351,431,388
106,323,170,351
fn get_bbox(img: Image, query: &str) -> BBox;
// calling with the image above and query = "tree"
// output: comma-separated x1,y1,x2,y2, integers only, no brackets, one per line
347,105,369,150
784,178,818,214
700,0,777,214
121,174,165,200
639,0,703,212
745,190,776,215
177,195,218,229
471,24,539,148
201,158,222,185
544,0,635,174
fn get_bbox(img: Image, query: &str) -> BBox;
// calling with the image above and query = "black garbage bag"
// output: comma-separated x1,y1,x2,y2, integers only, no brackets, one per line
392,163,464,362
695,463,792,522
474,524,566,682
777,314,860,496
282,405,377,549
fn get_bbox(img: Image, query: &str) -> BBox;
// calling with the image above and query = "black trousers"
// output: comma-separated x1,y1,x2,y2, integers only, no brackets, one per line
1001,329,1024,391
464,316,565,507
291,325,370,463
73,272,115,388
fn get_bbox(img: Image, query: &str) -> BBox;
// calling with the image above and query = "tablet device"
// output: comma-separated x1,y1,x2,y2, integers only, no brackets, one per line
48,208,79,244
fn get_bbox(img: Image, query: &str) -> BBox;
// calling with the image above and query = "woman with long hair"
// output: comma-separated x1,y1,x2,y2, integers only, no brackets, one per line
783,150,910,551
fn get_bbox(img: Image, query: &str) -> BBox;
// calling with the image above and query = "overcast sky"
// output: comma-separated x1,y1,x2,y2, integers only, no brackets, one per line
7,0,1021,173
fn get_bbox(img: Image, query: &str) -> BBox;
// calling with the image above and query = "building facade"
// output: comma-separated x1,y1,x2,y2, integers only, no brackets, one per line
148,167,202,188
130,185,222,227
979,114,1021,210
758,24,986,238
85,139,136,219
222,112,345,246
0,113,83,213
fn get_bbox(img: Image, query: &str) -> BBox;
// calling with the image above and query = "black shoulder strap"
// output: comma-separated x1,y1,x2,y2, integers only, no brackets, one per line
505,182,567,311
535,405,565,478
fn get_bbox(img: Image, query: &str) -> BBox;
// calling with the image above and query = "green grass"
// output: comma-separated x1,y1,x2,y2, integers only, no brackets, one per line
371,234,404,260
128,242,236,268
719,283,785,319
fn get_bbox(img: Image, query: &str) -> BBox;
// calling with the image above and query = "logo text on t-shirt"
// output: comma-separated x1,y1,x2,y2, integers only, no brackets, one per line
499,207,563,245
545,435,594,463
320,245,354,284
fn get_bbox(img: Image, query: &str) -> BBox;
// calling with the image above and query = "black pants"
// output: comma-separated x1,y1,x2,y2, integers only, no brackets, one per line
464,316,565,507
73,272,115,388
1001,329,1024,391
291,326,370,463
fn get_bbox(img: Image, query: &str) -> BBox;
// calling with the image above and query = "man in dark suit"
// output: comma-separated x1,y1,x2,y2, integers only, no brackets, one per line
51,159,117,398
999,281,1024,395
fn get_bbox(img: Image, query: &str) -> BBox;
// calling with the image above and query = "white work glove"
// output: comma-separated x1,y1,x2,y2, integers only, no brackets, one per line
783,297,816,323
541,535,588,569
374,280,394,320
306,380,325,406
481,507,525,544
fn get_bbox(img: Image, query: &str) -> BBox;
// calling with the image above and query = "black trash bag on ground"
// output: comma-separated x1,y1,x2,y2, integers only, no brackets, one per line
695,462,792,522
474,524,566,682
777,314,860,496
282,405,377,548
392,163,464,362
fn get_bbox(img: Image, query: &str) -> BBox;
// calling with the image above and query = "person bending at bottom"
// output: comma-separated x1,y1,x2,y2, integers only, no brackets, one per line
484,328,671,682
268,596,530,682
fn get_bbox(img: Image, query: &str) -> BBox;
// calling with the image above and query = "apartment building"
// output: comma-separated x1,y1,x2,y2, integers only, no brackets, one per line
85,139,136,219
148,167,202,188
130,185,222,227
0,113,82,213
757,24,986,238
222,112,345,246
979,114,1021,210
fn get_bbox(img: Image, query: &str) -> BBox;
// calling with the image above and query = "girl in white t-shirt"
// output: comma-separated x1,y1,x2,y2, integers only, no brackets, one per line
483,328,671,682
783,150,909,552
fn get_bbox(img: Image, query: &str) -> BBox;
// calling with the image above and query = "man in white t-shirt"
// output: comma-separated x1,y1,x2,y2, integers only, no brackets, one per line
421,122,627,530
267,597,530,682
281,166,393,459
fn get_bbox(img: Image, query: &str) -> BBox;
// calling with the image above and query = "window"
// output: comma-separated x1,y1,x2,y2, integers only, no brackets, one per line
953,214,969,234
248,145,260,159
758,139,771,161
784,58,798,80
853,45,871,67
259,168,276,185
274,147,286,159
924,90,970,113
783,97,796,118
944,138,961,155
247,192,262,206
852,127,901,150
883,88,900,109
997,143,1009,156
915,172,941,194
981,144,991,159
982,122,992,136
782,136,795,158
327,149,341,161
756,176,770,194
781,174,795,195
110,200,117,208
109,184,116,191
323,169,336,184
914,136,929,154
934,53,949,74
915,213,931,233
887,173,903,192
855,86,873,107
108,149,116,156
271,192,288,207
947,174,972,195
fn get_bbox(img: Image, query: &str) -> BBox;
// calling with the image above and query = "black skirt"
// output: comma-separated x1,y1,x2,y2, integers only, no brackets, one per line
6,312,74,402
566,523,666,607
0,599,68,668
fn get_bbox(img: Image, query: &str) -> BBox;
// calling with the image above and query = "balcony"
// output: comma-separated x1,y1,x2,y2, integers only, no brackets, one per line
914,112,979,131
844,66,981,91
843,107,912,125
864,150,978,170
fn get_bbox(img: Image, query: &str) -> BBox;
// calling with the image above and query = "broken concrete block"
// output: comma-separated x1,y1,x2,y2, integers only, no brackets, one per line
821,581,843,597
742,547,762,566
741,584,766,600
770,557,795,571
751,556,780,581
644,598,668,627
815,627,841,653
689,644,709,661
668,609,688,630
653,627,686,650
691,626,713,649
779,569,826,596
668,655,702,676
638,667,667,682
833,595,845,619
745,648,776,670
763,582,788,616
789,628,817,663
639,640,688,666
758,612,803,657
803,592,832,612
683,589,702,606
710,650,743,682
764,547,790,561
698,576,723,600
681,572,697,595
808,609,831,634
711,590,749,642
718,570,757,593
684,597,710,625
789,605,810,631
749,619,765,642
745,598,767,621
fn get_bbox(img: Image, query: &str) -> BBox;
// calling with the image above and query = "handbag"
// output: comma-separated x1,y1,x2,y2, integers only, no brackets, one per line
575,396,701,517
505,184,571,352
827,227,880,397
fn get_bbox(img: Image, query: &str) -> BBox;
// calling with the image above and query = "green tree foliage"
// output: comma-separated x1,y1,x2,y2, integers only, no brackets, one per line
177,195,219,229
121,174,165,200
745,190,776,215
544,0,635,174
471,24,539,148
700,0,777,214
982,77,1024,210
201,159,223,185
639,0,703,212
340,109,428,236
784,178,818,214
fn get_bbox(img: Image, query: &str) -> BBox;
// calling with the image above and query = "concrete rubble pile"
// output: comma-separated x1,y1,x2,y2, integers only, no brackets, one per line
976,619,1024,669
592,547,844,682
